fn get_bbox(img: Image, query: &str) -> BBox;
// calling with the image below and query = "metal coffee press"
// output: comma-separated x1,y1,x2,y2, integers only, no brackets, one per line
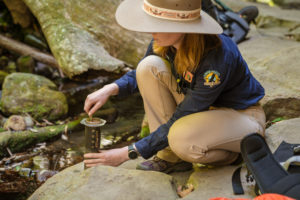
81,117,106,169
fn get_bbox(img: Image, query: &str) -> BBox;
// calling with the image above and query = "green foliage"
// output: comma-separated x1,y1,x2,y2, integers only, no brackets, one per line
272,117,285,123
139,126,150,138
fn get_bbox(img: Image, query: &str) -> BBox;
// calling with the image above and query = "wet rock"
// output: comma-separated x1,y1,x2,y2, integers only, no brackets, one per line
265,118,300,152
101,119,141,144
33,155,50,170
65,150,82,166
18,168,33,177
24,116,34,128
3,115,26,131
23,0,151,78
58,156,66,170
0,73,68,120
28,163,178,200
3,0,33,28
101,138,113,148
36,170,58,183
35,62,55,79
16,55,35,73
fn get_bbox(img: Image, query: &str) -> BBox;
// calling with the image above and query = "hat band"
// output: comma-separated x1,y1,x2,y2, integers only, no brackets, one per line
143,0,201,21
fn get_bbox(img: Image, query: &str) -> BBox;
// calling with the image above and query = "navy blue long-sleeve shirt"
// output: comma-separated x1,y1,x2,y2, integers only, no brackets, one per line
114,34,264,159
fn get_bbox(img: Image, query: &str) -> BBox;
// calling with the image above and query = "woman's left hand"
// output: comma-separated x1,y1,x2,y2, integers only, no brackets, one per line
84,147,129,168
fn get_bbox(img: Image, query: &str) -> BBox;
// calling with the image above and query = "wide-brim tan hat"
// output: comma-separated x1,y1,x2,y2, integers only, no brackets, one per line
115,0,223,34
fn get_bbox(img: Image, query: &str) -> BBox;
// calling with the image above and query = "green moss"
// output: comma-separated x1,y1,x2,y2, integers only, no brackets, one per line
0,70,8,84
4,61,17,73
16,56,35,73
0,73,68,121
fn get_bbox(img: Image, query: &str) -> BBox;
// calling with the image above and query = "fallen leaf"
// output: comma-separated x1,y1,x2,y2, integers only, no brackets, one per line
177,183,194,198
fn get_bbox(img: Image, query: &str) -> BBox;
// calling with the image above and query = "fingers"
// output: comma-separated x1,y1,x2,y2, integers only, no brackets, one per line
84,153,103,159
84,89,109,115
85,163,100,168
88,101,103,117
84,96,102,116
84,95,93,114
84,158,104,164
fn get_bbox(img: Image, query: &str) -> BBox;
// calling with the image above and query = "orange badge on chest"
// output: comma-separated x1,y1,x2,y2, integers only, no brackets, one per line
183,70,193,83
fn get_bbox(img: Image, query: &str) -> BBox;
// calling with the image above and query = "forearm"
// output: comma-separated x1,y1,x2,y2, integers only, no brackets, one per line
103,83,119,96
114,70,138,97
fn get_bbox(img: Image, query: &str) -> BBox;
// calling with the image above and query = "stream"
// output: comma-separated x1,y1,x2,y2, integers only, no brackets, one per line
0,124,140,200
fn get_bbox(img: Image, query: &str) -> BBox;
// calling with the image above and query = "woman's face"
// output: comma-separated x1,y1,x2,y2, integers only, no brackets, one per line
152,33,185,49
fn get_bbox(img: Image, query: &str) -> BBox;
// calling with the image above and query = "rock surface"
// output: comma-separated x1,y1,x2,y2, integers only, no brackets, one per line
265,118,300,152
0,73,68,120
28,163,178,200
17,56,35,73
223,0,300,42
220,0,300,122
27,117,300,200
18,1,300,200
3,115,26,131
23,0,151,78
182,165,255,200
3,0,33,28
238,32,300,121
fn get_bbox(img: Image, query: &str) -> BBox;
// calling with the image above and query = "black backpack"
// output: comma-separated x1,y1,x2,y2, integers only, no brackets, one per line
232,133,300,199
202,0,259,44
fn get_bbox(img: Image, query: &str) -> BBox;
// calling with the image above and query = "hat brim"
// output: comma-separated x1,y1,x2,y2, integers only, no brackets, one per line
115,0,223,34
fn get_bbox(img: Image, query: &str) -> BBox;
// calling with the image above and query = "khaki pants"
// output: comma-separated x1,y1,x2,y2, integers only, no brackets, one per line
136,55,266,165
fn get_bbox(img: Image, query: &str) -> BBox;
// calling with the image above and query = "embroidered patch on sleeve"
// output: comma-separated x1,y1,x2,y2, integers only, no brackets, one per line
203,70,221,88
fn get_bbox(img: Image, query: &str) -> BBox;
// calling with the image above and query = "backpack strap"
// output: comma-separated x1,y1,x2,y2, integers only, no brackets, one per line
232,166,244,195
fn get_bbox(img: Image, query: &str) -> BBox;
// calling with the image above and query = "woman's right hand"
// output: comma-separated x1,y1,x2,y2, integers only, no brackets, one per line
84,83,119,117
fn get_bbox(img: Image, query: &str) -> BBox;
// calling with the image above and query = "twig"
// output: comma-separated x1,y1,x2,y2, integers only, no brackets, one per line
42,119,54,126
6,147,13,157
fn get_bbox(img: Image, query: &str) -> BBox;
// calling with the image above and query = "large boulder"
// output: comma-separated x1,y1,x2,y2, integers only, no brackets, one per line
0,73,68,120
23,0,151,78
265,118,300,152
238,33,300,121
28,163,178,200
220,0,300,121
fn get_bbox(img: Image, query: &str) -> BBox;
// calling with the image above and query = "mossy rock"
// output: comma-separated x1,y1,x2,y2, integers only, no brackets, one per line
23,0,151,78
0,70,9,85
0,73,68,120
17,55,35,73
4,61,17,73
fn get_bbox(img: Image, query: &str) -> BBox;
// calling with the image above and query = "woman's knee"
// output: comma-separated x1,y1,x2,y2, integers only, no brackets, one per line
168,117,206,162
136,55,171,79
